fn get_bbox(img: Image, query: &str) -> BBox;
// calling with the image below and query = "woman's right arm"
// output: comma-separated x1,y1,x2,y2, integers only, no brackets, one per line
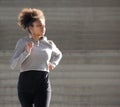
10,39,30,70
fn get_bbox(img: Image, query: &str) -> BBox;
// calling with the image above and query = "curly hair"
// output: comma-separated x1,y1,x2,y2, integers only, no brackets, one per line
18,8,45,30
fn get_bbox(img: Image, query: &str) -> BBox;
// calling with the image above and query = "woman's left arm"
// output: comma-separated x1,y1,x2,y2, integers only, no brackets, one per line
49,41,62,70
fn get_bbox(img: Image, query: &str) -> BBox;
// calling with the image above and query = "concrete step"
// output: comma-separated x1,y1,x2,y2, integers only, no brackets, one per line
0,51,120,107
0,0,120,8
0,85,120,107
0,0,80,8
1,68,120,80
1,6,120,50
1,50,120,65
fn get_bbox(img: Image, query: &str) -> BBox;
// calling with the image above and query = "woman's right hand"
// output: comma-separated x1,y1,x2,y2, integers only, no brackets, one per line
26,41,34,54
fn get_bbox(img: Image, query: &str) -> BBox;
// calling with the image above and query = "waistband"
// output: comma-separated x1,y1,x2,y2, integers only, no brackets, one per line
20,70,49,74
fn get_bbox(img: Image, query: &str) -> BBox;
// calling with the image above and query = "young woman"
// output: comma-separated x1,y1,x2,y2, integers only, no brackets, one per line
10,8,62,107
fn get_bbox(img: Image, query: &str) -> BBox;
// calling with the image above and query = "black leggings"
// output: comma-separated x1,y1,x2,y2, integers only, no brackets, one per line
18,70,51,107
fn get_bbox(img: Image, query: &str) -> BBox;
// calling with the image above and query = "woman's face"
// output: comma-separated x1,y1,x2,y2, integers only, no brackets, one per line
30,19,46,39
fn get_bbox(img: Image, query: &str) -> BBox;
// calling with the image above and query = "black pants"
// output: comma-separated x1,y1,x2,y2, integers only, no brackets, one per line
18,70,51,107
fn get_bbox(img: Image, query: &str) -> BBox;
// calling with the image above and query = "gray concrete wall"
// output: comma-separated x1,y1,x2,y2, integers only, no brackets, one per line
0,1,120,107
0,51,120,107
0,0,120,50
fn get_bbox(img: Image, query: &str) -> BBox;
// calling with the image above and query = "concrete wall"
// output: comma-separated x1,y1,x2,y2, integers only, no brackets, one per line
0,0,120,50
0,1,120,107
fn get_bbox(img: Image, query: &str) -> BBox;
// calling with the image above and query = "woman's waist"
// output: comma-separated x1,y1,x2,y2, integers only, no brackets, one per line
20,70,49,78
20,66,49,72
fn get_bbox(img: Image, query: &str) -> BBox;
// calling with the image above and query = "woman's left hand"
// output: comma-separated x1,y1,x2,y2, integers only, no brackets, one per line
49,63,54,71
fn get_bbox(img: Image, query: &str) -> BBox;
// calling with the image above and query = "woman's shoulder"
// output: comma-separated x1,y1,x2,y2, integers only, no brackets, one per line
42,36,55,48
48,40,53,45
16,36,30,47
47,39,56,47
19,36,30,41
48,40,57,47
44,37,54,45
17,36,30,43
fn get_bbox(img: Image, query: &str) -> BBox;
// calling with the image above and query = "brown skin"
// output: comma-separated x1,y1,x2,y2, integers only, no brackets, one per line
26,19,54,71
29,19,46,41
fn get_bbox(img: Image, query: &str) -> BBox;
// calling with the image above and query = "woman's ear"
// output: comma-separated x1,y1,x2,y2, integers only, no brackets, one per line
28,26,33,34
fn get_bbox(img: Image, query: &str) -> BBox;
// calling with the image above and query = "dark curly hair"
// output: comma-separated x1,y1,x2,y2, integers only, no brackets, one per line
18,8,45,30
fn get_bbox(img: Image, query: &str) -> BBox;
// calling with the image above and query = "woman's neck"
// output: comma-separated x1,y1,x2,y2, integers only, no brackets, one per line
31,35,43,41
32,36,39,41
